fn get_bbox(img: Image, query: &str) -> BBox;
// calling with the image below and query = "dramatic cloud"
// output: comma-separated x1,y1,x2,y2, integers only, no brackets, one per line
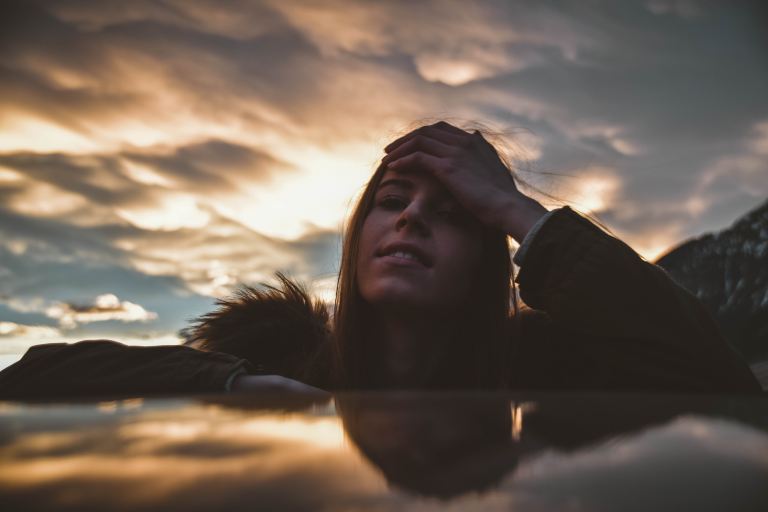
0,0,766,365
45,293,157,329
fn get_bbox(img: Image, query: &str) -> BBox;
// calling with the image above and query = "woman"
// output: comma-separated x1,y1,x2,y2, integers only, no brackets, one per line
0,121,760,397
325,120,758,392
332,121,539,389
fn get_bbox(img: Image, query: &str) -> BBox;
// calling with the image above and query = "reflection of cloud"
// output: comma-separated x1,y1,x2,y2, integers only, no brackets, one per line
0,403,767,511
121,415,345,450
0,404,385,511
45,294,157,329
511,416,768,511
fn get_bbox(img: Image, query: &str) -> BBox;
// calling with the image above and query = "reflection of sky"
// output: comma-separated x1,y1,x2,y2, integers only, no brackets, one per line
1,395,767,511
1,1,767,361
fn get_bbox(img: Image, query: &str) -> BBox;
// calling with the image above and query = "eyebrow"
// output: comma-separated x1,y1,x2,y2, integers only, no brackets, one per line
377,178,413,191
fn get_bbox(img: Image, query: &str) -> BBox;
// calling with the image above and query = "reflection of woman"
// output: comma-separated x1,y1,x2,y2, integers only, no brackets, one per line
336,393,522,498
335,392,768,500
0,121,760,397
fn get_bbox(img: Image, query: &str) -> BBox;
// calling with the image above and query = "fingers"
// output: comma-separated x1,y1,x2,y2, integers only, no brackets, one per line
385,151,451,177
231,374,331,399
382,122,481,176
381,132,457,167
470,130,506,168
384,121,471,154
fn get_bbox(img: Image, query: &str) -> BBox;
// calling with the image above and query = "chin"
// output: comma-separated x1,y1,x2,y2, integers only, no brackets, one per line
363,281,430,309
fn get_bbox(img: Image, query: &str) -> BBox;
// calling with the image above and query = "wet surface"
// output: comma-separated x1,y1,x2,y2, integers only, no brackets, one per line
1,391,767,511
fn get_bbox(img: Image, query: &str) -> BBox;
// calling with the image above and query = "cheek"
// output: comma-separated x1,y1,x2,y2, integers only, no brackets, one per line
357,217,379,267
356,215,384,289
435,232,484,292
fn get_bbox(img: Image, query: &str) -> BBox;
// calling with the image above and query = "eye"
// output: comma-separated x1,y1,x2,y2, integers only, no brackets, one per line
378,195,408,211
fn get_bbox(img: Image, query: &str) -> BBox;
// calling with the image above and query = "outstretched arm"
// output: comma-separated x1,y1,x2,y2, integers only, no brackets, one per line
0,340,330,400
0,339,252,399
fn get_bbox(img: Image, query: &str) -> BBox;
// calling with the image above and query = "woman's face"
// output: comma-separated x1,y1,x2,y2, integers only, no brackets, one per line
356,169,485,313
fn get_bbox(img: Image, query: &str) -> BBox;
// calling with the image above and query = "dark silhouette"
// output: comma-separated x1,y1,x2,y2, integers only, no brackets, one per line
657,199,768,362
0,121,761,398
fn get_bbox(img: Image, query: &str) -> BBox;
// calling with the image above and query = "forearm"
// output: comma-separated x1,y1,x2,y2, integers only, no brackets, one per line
499,194,549,243
0,339,252,399
514,207,761,392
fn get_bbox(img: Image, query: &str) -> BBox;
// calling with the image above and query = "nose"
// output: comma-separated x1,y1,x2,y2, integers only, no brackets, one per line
395,201,430,236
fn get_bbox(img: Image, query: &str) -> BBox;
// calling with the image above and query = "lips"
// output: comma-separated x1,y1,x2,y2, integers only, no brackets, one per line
376,241,433,267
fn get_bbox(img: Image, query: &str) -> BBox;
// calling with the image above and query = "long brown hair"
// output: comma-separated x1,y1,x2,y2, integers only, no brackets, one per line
332,126,516,389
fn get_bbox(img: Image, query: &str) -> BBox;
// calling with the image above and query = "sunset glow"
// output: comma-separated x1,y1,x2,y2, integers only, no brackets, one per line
0,1,766,364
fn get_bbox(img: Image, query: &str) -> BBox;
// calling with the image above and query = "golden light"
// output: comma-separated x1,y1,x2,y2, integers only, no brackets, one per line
117,413,345,450
7,181,87,217
0,322,59,338
117,194,211,231
417,59,484,86
222,416,346,449
0,166,23,181
610,137,641,156
568,171,620,214
0,116,100,153
634,238,679,262
121,160,175,187
217,141,381,239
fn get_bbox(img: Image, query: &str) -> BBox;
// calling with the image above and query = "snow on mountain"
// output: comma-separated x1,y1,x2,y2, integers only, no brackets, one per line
656,199,768,361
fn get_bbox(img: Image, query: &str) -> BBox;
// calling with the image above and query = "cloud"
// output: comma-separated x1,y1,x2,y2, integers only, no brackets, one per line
0,137,300,237
646,0,704,18
122,139,295,193
510,416,768,511
44,293,157,329
0,237,215,341
269,0,590,85
0,321,60,339
0,0,766,353
46,0,285,40
0,400,766,510
0,405,391,511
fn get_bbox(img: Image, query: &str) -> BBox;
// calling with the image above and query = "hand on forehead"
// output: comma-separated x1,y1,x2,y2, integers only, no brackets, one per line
378,120,525,234
384,121,478,154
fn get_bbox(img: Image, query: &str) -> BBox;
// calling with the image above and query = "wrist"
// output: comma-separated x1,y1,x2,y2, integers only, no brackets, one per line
225,367,249,392
500,195,548,243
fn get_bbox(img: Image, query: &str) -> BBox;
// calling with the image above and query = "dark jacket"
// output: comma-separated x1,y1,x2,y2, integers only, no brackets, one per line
0,207,760,398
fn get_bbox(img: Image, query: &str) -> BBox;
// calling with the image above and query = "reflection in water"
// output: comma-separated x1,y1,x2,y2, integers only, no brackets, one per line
511,401,536,441
337,394,527,498
0,393,767,511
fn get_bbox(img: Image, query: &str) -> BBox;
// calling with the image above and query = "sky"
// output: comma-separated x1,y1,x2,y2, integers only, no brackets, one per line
0,0,767,365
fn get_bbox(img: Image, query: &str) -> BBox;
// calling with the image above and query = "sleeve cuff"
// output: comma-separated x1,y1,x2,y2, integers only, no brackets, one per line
224,366,249,392
513,208,560,267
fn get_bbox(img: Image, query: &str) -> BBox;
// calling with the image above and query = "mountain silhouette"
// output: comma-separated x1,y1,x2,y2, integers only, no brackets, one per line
656,199,768,363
